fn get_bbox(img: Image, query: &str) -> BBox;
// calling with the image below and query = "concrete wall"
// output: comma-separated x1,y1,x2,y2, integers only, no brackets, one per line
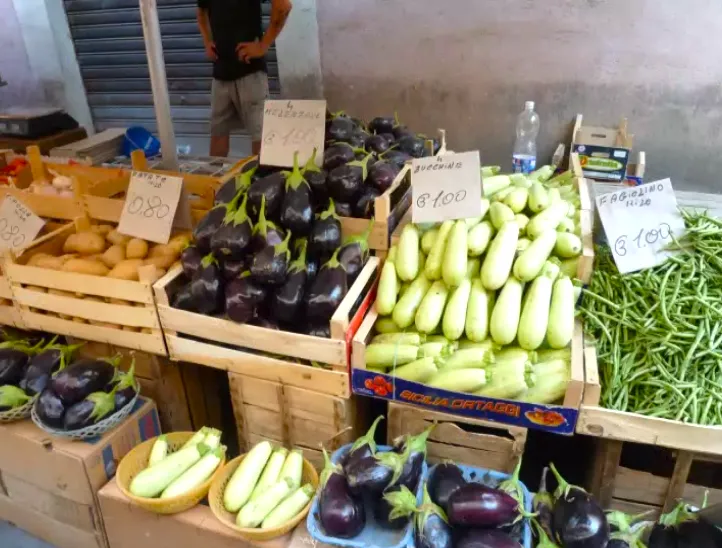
316,0,722,192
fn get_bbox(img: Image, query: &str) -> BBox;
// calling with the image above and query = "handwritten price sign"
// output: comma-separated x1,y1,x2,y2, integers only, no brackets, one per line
260,100,326,168
411,151,482,223
117,171,185,244
596,178,686,274
0,195,45,252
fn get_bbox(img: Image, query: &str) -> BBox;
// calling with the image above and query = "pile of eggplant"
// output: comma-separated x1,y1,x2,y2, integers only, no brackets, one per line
178,153,374,338
0,337,73,416
34,353,139,432
315,416,431,539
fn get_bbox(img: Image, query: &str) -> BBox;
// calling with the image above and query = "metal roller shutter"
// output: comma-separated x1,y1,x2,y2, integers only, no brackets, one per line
63,0,281,155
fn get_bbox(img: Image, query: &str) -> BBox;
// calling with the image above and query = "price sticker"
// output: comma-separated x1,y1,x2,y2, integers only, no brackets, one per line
0,195,45,252
260,99,326,168
411,151,482,223
117,171,186,244
596,178,686,274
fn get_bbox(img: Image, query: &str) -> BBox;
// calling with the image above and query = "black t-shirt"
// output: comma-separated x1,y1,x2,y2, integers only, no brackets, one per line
197,0,267,81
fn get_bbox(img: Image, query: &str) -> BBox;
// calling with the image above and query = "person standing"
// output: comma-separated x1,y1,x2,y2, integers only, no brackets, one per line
197,0,292,157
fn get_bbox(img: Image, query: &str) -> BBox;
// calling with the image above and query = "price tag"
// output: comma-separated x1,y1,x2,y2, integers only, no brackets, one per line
596,178,686,274
117,171,185,244
411,151,482,223
0,195,45,252
260,99,326,168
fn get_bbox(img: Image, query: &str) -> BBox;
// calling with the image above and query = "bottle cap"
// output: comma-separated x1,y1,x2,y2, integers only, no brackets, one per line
525,101,535,110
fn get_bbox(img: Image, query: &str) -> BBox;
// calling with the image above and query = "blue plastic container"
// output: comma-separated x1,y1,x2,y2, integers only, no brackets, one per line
122,126,161,158
306,444,426,548
413,463,533,548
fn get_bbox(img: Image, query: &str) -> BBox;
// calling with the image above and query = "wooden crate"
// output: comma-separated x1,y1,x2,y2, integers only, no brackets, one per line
5,219,168,355
352,307,586,434
387,402,526,473
228,372,371,471
154,257,380,398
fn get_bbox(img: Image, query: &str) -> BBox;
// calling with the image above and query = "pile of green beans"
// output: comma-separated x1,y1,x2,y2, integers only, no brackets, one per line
580,210,722,425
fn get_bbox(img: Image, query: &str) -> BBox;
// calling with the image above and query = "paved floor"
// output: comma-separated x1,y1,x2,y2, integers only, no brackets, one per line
0,521,55,548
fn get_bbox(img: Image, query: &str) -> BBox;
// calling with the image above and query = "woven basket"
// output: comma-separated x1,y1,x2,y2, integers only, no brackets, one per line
0,394,38,423
31,391,138,441
116,431,226,515
209,452,319,541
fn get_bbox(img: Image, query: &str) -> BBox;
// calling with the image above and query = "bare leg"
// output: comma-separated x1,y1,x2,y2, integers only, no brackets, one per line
210,134,230,157
251,140,261,156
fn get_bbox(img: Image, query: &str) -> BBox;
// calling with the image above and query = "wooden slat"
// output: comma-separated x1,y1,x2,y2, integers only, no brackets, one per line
564,320,585,408
577,210,595,284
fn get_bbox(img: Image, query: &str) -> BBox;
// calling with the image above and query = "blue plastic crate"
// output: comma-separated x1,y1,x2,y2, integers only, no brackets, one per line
411,463,533,548
306,444,427,548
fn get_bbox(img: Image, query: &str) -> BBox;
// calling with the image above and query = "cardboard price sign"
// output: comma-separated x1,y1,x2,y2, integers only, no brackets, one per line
117,171,187,244
0,195,45,251
411,151,482,223
596,178,686,274
260,100,326,168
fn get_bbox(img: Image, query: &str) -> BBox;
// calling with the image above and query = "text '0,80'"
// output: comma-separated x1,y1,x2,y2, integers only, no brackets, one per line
125,194,171,220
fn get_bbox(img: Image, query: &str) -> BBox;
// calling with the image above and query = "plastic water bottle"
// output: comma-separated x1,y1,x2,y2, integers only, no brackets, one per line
512,101,539,174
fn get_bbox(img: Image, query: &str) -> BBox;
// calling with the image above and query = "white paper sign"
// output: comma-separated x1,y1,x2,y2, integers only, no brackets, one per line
0,195,45,251
117,171,185,244
411,151,482,223
596,178,686,274
260,100,326,168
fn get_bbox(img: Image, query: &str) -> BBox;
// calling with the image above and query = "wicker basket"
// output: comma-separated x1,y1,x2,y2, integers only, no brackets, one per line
0,395,38,423
209,452,319,541
116,431,226,515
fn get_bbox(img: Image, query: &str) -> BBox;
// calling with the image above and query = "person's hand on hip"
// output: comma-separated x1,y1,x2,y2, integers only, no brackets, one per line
204,41,218,61
236,39,267,63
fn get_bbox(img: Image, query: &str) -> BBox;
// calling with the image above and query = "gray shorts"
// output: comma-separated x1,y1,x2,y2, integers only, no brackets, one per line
210,71,269,140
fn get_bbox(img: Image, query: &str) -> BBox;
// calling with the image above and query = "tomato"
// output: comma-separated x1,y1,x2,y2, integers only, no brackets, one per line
364,379,374,390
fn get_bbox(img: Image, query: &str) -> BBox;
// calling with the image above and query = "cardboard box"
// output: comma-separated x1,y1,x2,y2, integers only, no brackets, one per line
571,114,633,182
0,398,161,548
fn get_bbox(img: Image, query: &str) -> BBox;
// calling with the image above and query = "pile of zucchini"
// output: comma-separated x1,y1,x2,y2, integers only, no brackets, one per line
368,166,583,403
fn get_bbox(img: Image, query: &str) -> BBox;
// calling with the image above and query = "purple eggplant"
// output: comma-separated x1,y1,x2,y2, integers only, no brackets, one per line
280,152,314,235
0,344,31,386
51,357,118,406
251,231,292,286
326,115,356,143
303,148,328,204
532,520,560,548
306,324,330,338
607,528,647,548
318,449,365,538
346,444,411,496
35,388,66,427
381,149,413,169
310,200,342,257
221,257,248,281
248,170,286,220
323,143,357,172
305,253,320,281
180,246,203,279
647,500,692,548
305,249,347,322
193,203,227,252
210,194,252,259
415,485,453,548
533,467,555,541
368,161,400,193
215,164,255,205
369,116,396,135
393,425,433,491
334,201,353,218
327,152,373,203
112,363,138,411
342,415,383,472
172,283,196,311
250,195,286,252
353,186,380,219
447,483,521,528
64,386,117,430
397,134,426,158
549,463,609,548
191,254,224,315
252,316,280,330
271,239,308,323
456,529,522,548
366,133,391,154
677,518,722,548
21,341,81,397
393,124,414,140
428,462,467,512
225,271,267,324
338,220,373,283
344,129,369,149
0,385,32,412
374,484,417,530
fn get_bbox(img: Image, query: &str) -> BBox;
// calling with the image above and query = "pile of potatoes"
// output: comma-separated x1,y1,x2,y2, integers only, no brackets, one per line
22,224,190,332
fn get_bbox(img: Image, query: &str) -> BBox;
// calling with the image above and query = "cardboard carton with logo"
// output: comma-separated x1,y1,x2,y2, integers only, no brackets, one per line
571,113,633,182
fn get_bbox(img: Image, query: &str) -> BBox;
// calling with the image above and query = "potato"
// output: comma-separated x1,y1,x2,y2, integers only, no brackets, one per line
48,288,74,298
107,259,144,280
34,256,65,270
107,229,131,247
59,254,78,264
90,320,120,329
122,326,141,332
25,285,46,293
62,258,110,276
27,253,52,266
101,245,126,268
126,238,149,259
108,298,133,306
143,254,176,269
72,317,87,324
149,243,176,258
65,231,105,255
167,234,191,255
91,224,113,236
